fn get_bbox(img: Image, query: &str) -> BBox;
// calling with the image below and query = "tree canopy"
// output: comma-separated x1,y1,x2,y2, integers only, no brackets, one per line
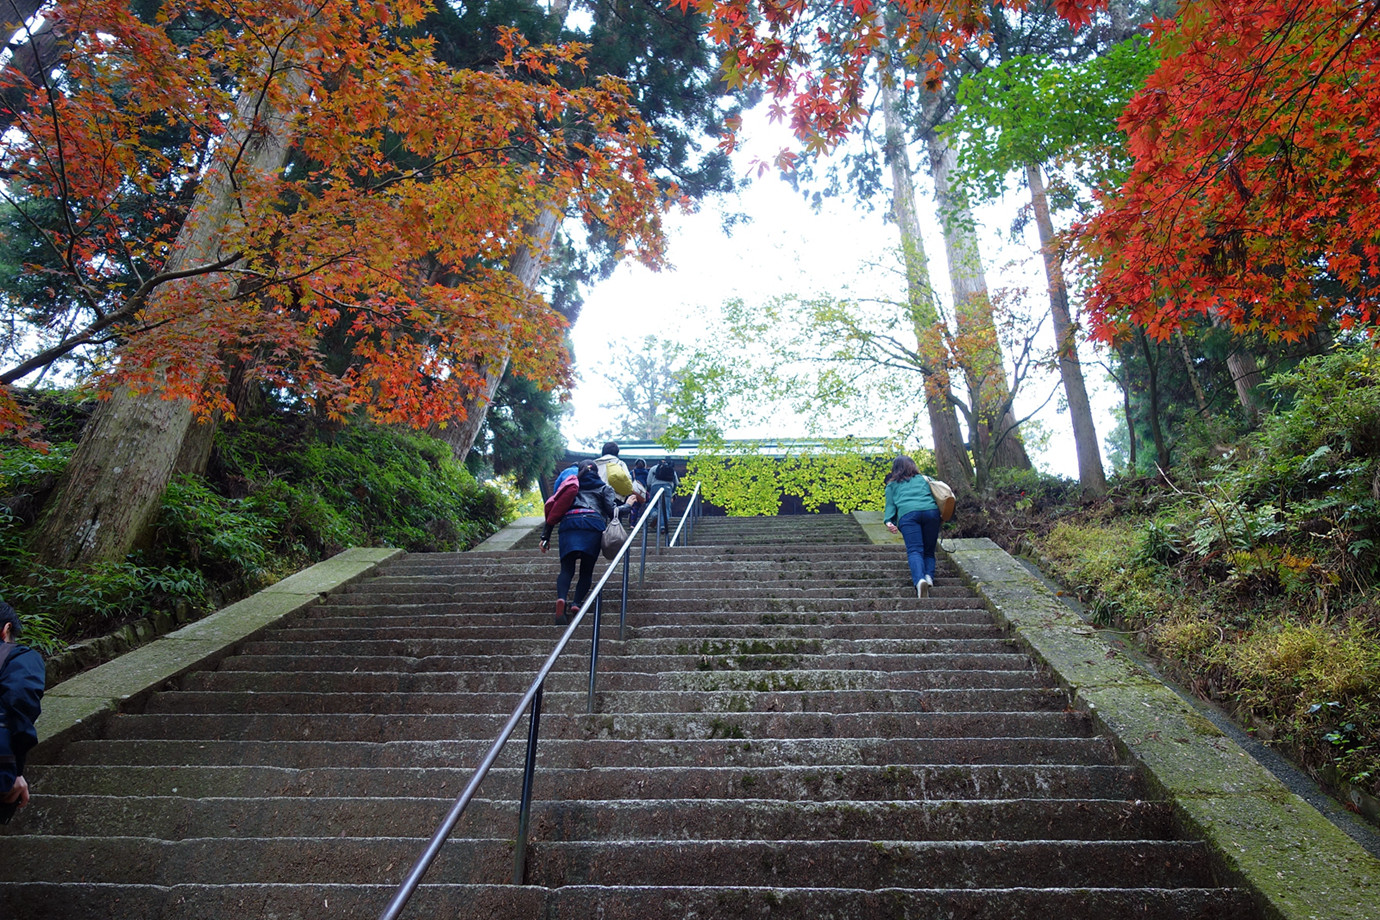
1080,0,1380,342
0,0,671,441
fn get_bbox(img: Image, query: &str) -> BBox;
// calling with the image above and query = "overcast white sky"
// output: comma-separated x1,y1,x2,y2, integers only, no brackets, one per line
561,110,1121,479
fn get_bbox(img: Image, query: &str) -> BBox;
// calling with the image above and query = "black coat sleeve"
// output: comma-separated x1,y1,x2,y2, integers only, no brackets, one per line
0,646,45,791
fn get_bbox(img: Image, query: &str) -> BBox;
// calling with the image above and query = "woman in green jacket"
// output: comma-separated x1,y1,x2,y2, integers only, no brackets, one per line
882,454,942,597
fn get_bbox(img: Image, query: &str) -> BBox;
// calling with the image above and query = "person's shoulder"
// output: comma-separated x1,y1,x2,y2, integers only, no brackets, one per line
1,645,44,685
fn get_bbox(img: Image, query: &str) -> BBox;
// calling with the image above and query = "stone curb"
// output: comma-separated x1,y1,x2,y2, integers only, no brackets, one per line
943,536,1380,920
472,516,544,552
31,546,404,760
850,511,902,546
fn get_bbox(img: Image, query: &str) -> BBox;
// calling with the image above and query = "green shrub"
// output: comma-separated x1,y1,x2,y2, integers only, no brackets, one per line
2,408,511,651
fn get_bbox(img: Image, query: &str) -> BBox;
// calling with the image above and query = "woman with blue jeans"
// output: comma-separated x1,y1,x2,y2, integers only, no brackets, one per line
882,454,942,597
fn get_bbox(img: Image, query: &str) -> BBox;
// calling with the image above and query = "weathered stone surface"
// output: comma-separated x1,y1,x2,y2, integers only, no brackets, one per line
947,536,1380,920
852,509,903,545
32,546,403,761
13,519,1306,918
471,515,543,552
259,546,403,596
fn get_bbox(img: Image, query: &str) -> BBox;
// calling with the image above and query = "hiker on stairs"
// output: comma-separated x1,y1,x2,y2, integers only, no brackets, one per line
0,599,44,824
540,459,626,626
882,454,942,598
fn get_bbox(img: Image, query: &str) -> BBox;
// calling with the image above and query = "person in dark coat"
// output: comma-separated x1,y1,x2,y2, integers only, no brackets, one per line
0,599,45,823
646,458,680,539
540,460,623,625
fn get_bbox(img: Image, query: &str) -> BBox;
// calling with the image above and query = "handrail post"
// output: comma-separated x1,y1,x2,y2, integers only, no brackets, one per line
639,490,654,585
619,547,630,641
512,682,544,885
586,591,603,714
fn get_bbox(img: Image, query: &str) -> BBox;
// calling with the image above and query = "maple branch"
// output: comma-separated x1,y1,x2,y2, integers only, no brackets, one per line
0,189,105,319
361,144,528,195
0,252,243,385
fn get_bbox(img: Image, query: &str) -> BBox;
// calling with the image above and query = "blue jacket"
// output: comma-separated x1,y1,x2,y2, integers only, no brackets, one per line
0,643,44,796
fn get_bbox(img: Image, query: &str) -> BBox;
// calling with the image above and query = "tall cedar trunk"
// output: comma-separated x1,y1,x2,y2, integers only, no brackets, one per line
880,74,972,491
1025,162,1107,496
30,60,306,567
1210,312,1264,418
426,204,562,460
1119,361,1137,472
1176,329,1209,414
923,121,1031,472
424,0,571,463
1137,327,1171,469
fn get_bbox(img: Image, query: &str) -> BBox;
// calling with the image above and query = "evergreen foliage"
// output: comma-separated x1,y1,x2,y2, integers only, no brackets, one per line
1033,344,1380,799
0,400,510,652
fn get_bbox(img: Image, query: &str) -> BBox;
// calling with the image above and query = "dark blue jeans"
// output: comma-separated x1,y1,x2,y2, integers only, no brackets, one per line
897,508,941,585
648,482,674,538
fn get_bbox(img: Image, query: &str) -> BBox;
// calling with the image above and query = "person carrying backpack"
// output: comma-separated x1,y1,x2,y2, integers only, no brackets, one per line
646,457,679,539
0,599,44,823
540,460,624,626
594,442,636,500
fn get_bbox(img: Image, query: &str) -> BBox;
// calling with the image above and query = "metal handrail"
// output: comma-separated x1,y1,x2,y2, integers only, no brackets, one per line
668,480,703,548
378,483,691,920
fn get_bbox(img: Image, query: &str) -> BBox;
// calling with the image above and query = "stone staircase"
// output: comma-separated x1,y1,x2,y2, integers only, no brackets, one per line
0,514,1259,918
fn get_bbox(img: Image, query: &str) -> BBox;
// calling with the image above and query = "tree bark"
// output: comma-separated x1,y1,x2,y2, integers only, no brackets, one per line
1025,162,1107,496
923,120,1032,473
426,203,562,460
1118,357,1137,473
1175,328,1210,415
1210,312,1264,418
0,2,66,134
1137,326,1171,470
30,58,306,567
880,74,972,491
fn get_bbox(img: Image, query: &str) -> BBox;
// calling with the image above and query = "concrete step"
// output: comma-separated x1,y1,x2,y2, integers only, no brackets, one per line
33,762,1142,800
178,667,1046,695
288,614,1000,635
18,796,1174,841
0,881,1262,920
33,733,1125,784
94,708,1091,744
317,594,978,615
143,686,1067,716
213,651,1039,674
0,836,1219,889
263,623,1004,645
232,636,1018,659
303,607,990,627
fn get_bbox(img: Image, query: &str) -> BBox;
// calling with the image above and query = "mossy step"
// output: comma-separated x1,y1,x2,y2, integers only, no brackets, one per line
175,667,1043,695
231,637,1014,659
0,836,1219,889
32,762,1140,801
0,881,1262,920
35,735,1122,781
95,708,1090,744
214,651,1037,675
16,795,1176,842
267,621,1000,642
143,686,1066,717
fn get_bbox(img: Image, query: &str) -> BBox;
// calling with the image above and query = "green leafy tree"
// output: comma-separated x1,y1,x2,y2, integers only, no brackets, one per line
666,292,1053,492
597,335,686,441
686,436,911,516
944,40,1160,497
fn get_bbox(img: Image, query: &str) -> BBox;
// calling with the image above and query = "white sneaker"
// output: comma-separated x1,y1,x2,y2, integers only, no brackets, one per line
918,579,930,598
